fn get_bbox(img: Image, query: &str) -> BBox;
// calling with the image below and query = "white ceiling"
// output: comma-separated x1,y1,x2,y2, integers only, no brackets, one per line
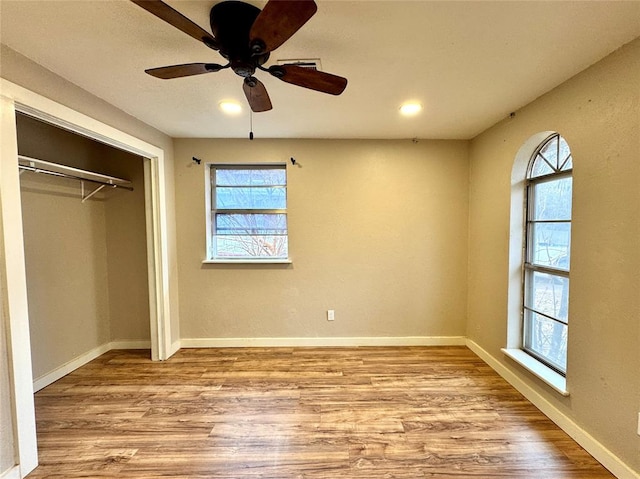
1,1,639,139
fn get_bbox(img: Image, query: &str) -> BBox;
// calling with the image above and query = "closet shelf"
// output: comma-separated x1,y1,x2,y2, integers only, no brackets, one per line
18,155,133,202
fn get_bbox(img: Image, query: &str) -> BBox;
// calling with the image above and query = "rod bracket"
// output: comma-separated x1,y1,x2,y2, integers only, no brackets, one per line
81,181,107,203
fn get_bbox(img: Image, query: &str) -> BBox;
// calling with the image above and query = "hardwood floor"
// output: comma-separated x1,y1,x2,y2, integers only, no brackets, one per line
27,347,613,478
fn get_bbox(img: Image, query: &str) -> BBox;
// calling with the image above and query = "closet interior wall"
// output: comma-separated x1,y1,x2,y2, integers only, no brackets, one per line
17,113,150,383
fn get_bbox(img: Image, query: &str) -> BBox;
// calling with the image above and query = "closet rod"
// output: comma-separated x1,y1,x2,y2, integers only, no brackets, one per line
18,155,134,191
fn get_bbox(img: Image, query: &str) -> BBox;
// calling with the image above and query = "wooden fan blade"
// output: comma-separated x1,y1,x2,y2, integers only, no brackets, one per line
273,65,347,95
145,63,226,79
243,79,273,112
132,0,218,49
249,0,317,54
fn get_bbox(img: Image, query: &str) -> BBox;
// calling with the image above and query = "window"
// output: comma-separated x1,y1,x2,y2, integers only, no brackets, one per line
523,134,572,375
208,164,288,260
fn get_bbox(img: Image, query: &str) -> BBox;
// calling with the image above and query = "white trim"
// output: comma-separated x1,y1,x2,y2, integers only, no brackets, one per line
32,341,152,392
181,336,467,348
502,347,568,396
146,152,172,361
202,259,293,264
169,340,181,357
467,339,640,479
109,340,152,350
205,162,291,264
204,164,213,261
32,344,111,393
143,158,161,361
0,466,21,479
0,94,38,476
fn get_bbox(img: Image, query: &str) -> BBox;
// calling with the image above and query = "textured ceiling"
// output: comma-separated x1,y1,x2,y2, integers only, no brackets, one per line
1,1,639,139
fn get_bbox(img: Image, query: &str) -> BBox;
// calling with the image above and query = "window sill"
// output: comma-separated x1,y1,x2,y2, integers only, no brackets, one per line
501,348,569,396
202,258,292,264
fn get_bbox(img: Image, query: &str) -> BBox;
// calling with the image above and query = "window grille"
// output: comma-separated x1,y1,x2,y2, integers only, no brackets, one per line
209,164,288,260
523,134,572,375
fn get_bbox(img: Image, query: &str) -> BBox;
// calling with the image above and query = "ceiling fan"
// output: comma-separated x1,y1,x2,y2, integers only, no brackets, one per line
131,0,348,112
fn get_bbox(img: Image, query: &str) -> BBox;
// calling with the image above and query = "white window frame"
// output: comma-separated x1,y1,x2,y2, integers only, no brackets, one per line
503,132,572,396
203,163,291,264
522,133,572,376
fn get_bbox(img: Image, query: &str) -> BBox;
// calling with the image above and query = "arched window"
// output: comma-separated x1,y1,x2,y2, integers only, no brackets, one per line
523,133,572,375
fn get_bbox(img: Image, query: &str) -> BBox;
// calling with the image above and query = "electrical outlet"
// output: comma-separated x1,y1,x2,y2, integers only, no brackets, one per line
327,310,335,321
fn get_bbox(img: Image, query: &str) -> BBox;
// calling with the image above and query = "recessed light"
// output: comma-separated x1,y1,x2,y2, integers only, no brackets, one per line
219,101,242,115
400,102,422,116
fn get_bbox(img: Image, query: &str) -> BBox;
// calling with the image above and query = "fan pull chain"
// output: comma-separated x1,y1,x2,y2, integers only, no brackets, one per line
249,108,254,140
247,87,255,140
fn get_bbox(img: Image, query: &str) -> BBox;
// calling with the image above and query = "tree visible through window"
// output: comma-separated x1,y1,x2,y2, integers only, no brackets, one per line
523,134,572,375
210,165,288,259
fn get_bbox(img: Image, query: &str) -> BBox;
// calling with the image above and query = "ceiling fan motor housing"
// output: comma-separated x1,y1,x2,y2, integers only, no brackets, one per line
210,1,270,78
132,0,347,112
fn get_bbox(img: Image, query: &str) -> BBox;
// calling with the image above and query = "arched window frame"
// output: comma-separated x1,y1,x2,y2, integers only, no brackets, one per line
522,133,573,376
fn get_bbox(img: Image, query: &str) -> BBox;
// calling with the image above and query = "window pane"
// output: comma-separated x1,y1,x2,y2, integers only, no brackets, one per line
216,214,287,235
216,186,286,209
216,169,286,187
524,311,567,372
525,271,569,323
529,135,572,178
215,235,288,258
530,222,570,269
539,135,558,169
210,165,288,260
532,177,572,221
523,134,571,376
558,137,571,171
531,156,554,177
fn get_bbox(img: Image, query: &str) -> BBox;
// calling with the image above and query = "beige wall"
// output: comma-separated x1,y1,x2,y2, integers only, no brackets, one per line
467,38,640,471
17,114,149,379
174,139,469,341
20,174,111,379
103,149,150,343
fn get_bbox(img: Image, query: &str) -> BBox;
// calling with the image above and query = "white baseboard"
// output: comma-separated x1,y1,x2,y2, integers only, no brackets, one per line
466,339,639,479
108,340,151,350
168,340,181,358
180,336,467,348
32,343,111,392
0,466,21,479
32,340,151,392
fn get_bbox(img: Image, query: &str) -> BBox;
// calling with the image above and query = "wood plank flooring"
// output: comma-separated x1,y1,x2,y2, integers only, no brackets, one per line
27,346,614,478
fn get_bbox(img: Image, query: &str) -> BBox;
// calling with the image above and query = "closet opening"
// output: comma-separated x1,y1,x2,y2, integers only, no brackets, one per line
2,80,173,475
17,112,153,391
